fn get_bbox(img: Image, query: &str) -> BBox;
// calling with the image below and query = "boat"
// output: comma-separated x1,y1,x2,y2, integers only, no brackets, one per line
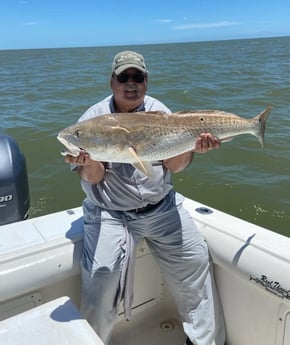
0,134,290,345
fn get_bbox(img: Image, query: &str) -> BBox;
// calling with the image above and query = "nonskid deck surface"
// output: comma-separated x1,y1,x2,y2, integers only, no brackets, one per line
112,301,186,345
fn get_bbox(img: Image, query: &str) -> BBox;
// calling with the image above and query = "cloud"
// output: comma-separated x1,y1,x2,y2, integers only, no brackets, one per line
173,21,240,30
156,19,172,24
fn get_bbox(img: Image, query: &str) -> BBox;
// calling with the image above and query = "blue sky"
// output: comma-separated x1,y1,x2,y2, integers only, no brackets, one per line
1,0,290,50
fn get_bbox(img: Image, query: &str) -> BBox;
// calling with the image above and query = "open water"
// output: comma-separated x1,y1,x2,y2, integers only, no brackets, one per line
0,37,289,236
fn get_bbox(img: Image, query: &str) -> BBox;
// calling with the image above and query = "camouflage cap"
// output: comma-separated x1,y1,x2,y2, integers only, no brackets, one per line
112,50,147,75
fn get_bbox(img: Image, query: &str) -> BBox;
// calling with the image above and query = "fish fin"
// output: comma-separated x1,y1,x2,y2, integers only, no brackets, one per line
220,137,234,143
128,147,154,178
253,106,272,149
133,161,155,179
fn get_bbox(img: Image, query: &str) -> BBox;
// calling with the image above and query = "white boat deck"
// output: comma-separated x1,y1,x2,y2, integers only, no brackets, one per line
0,294,186,345
113,300,185,345
1,198,290,345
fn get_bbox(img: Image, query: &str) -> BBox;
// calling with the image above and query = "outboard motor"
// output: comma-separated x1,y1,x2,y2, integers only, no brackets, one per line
0,134,30,225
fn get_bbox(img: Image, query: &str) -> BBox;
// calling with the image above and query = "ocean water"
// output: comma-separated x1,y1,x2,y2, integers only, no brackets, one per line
0,37,289,236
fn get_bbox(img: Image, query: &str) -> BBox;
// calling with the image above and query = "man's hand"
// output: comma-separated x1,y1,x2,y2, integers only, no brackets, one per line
64,151,105,184
194,133,221,153
64,150,91,165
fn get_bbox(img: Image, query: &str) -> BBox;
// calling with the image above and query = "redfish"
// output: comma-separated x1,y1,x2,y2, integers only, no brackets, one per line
57,106,272,176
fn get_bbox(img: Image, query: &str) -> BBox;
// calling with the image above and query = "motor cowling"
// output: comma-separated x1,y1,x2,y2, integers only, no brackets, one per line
0,134,30,225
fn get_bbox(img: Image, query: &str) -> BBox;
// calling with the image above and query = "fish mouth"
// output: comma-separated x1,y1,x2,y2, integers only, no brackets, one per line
57,134,81,157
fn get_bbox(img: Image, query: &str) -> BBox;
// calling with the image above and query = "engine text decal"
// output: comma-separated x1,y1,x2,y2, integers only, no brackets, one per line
249,274,290,299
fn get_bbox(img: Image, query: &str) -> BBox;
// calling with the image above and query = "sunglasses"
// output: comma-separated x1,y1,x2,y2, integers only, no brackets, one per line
116,73,146,84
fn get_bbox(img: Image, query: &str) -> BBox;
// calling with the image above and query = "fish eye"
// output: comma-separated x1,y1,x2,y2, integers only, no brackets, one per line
74,129,82,137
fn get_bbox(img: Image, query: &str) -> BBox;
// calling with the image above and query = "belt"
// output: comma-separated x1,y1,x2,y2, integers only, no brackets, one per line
128,198,164,213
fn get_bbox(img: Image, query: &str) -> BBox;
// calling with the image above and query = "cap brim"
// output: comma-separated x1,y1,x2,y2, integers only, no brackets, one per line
114,64,147,75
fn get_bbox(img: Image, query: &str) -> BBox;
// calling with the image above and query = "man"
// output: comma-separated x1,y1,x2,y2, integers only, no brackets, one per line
65,51,226,345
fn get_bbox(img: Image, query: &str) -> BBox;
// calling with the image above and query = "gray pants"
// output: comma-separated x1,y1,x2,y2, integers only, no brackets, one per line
80,191,226,345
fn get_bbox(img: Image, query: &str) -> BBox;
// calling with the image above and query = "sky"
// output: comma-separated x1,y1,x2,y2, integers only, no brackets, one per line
1,0,290,50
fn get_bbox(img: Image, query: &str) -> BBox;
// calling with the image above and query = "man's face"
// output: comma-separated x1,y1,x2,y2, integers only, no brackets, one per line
111,68,148,111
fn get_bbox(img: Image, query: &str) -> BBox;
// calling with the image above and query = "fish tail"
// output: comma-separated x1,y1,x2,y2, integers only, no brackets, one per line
253,106,272,148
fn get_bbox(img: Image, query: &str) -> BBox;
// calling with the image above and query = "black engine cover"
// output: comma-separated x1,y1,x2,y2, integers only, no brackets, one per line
0,134,30,225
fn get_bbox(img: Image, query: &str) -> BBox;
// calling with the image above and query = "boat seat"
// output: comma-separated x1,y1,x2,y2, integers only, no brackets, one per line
0,296,104,345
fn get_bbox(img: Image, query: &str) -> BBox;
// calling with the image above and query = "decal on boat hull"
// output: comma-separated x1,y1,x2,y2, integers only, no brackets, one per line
249,274,290,299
